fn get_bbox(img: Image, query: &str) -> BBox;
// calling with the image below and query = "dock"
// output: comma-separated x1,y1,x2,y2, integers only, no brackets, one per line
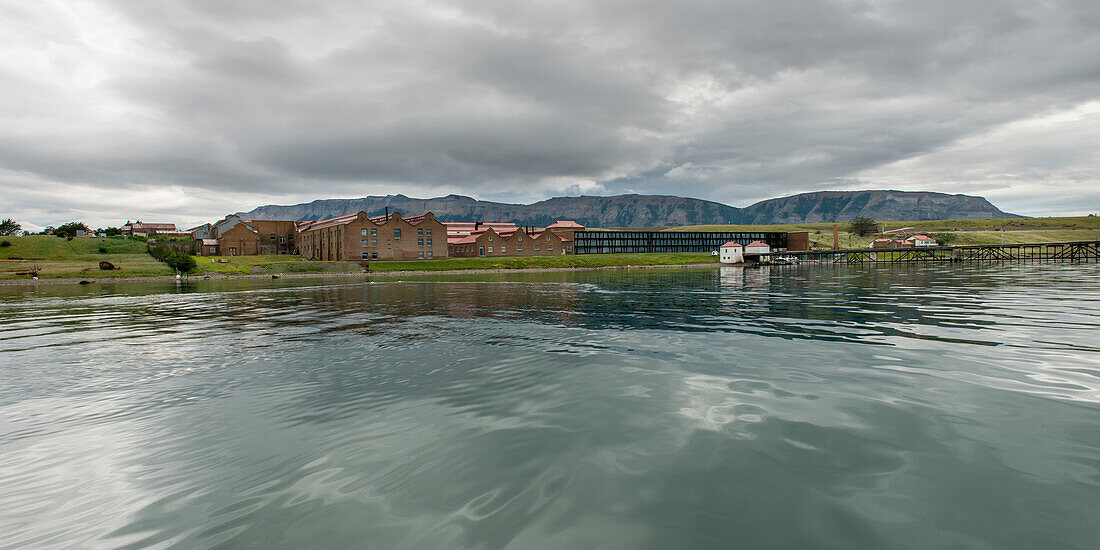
760,241,1100,264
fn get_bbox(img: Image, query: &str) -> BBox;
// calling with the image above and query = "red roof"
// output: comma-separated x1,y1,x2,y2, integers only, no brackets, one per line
720,241,743,248
547,220,584,229
907,234,933,241
746,241,770,247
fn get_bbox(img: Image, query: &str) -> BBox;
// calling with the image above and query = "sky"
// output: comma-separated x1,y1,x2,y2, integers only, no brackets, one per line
2,0,1098,230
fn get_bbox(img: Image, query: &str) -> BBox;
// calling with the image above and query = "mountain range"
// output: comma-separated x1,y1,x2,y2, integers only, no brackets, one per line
238,190,1021,228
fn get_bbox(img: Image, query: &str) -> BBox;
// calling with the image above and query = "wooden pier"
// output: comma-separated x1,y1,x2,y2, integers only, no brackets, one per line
761,241,1100,264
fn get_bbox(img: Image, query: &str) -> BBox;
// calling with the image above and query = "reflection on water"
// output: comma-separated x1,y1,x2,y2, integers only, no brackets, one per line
1,263,1099,549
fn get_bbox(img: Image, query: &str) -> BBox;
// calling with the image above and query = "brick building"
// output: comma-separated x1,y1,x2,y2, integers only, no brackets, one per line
206,220,298,256
448,227,572,257
298,211,447,261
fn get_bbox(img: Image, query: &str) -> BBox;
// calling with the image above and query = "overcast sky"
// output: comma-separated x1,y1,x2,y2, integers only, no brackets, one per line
2,0,1098,230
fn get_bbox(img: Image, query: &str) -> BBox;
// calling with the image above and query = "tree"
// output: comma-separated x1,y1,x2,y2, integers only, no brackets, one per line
0,218,20,236
848,216,878,237
96,226,123,236
54,221,90,239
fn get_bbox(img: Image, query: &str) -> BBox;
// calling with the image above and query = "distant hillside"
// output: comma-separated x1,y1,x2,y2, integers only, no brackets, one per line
737,190,1022,224
238,190,1021,227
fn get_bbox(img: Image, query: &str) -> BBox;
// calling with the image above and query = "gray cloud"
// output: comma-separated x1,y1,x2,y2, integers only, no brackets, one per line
1,0,1098,228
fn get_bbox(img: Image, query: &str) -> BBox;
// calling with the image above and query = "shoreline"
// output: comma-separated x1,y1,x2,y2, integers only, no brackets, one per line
0,262,722,286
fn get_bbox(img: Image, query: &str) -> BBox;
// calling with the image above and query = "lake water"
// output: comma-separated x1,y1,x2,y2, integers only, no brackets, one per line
1,264,1099,549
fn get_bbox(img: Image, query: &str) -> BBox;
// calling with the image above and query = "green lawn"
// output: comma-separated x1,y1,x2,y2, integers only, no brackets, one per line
0,235,171,279
194,255,361,275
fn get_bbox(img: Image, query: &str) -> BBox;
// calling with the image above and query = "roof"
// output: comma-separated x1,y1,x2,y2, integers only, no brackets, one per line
130,222,176,230
547,220,584,228
907,234,933,240
720,241,743,248
746,241,770,247
201,239,218,246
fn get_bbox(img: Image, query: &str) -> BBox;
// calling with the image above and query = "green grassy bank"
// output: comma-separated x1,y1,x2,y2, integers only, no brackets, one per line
0,235,172,280
193,252,717,275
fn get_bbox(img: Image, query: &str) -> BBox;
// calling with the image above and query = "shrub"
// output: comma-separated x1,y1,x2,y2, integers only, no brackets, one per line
148,245,197,273
98,246,108,253
0,240,10,248
928,232,957,246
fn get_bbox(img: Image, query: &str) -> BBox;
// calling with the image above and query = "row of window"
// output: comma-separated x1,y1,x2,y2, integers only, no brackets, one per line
360,251,435,260
360,239,433,247
359,227,434,237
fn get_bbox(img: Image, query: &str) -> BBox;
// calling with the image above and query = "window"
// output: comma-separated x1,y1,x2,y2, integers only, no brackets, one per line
426,229,432,236
548,245,553,251
361,239,370,247
228,247,237,255
371,228,377,236
427,239,432,246
479,247,484,255
394,228,401,239
361,228,368,236
546,235,551,241
427,251,433,259
417,228,423,236
517,235,522,241
517,245,522,251
362,252,370,260
534,245,540,251
270,234,277,241
418,251,424,259
371,252,378,260
417,239,423,246
501,246,506,253
371,239,377,247
279,236,286,244
487,246,493,253
488,236,492,241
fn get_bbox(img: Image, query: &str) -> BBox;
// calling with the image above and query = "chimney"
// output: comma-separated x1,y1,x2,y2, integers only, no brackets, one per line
475,221,481,231
385,206,389,219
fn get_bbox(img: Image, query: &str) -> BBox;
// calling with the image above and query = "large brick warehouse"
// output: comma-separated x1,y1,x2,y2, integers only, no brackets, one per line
297,211,448,261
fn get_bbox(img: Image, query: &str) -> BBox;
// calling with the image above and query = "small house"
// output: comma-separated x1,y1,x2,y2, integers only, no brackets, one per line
719,242,744,264
744,240,771,255
906,234,937,247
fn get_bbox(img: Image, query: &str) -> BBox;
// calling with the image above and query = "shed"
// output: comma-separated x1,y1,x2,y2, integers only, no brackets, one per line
719,242,744,264
744,240,771,255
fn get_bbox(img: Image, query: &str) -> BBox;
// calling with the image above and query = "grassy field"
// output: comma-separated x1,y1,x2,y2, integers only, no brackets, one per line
0,235,173,280
195,255,361,275
665,216,1100,248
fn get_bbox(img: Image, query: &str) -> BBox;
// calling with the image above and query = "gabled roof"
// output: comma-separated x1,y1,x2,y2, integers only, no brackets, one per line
300,211,434,232
720,241,743,248
547,220,584,228
907,234,933,241
746,241,770,247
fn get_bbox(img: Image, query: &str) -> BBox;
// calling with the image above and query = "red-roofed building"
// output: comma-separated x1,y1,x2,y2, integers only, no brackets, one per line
905,234,937,247
298,211,446,261
744,241,771,254
719,241,744,264
448,227,571,257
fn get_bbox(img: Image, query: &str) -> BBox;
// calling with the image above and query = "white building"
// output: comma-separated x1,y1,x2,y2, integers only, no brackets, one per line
744,240,771,255
719,241,744,264
906,234,937,247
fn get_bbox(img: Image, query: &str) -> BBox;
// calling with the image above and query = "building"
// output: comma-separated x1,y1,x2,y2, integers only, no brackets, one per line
906,234,937,247
203,220,298,256
121,222,177,236
212,215,244,238
719,242,744,264
198,239,219,256
298,211,447,261
188,223,215,240
744,240,771,255
443,222,518,240
449,227,571,257
571,231,797,254
870,238,913,249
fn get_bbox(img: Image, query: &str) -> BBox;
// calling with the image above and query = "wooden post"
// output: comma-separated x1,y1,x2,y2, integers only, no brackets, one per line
833,224,839,250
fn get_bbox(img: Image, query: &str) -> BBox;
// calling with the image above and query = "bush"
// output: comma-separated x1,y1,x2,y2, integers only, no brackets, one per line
148,245,197,273
0,240,10,248
928,232,957,246
98,246,108,253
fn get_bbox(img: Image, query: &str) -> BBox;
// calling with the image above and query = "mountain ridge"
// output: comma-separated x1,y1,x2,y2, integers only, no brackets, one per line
238,190,1022,227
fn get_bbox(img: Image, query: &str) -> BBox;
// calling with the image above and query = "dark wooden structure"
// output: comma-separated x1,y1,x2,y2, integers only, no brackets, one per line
761,241,1100,264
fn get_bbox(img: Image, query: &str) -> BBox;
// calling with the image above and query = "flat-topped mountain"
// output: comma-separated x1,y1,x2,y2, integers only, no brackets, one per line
238,190,1020,227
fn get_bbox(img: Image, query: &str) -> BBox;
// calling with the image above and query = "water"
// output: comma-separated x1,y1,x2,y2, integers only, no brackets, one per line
1,264,1098,549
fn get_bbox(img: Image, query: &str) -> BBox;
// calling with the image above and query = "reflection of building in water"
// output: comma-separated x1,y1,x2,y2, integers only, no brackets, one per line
719,266,745,287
